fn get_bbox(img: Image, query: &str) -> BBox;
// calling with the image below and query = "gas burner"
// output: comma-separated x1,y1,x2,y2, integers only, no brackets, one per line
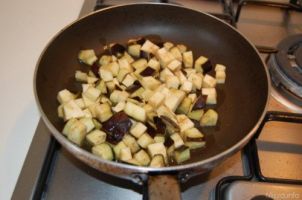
268,34,302,111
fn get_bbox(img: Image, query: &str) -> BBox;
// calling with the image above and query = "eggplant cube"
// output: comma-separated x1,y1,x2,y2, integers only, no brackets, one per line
167,59,181,71
110,90,129,104
140,76,161,90
160,68,174,82
57,89,75,104
122,52,135,64
128,44,141,57
176,114,195,132
203,74,216,88
184,127,204,139
202,88,217,104
194,56,208,73
200,109,218,126
106,62,120,77
130,122,147,138
174,70,187,84
156,48,175,68
132,58,147,70
173,147,190,164
148,58,161,71
187,109,204,121
176,97,192,115
180,80,193,93
99,55,112,66
122,74,136,87
95,103,113,122
188,93,197,103
86,129,107,146
92,143,114,161
183,51,193,68
177,44,187,53
64,119,86,146
124,101,146,122
79,117,95,133
166,75,180,89
138,133,154,149
149,91,165,108
83,108,93,118
150,155,165,167
99,68,113,82
141,40,160,54
170,47,182,62
170,133,184,148
147,142,167,160
113,141,127,160
120,147,132,161
83,87,101,102
63,100,85,120
188,73,203,90
164,89,186,112
118,58,133,72
163,42,174,50
134,150,151,166
123,134,140,153
215,64,226,71
78,49,97,66
75,71,88,82
216,70,226,84
112,101,126,113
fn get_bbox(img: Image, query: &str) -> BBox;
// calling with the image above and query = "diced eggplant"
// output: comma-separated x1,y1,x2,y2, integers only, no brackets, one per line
170,133,184,148
57,89,75,104
153,116,166,135
216,70,226,84
120,147,132,161
113,141,127,160
187,109,204,121
148,57,161,71
86,129,107,146
99,68,113,82
202,88,217,104
140,76,161,90
137,133,154,149
156,47,175,68
109,90,129,104
132,58,148,70
130,122,147,138
65,119,86,146
87,76,98,84
192,95,207,110
160,115,180,135
79,117,95,133
100,96,112,106
141,89,154,102
105,61,120,77
202,60,213,74
112,101,126,113
203,74,216,88
176,114,194,132
118,58,133,71
154,134,165,143
200,109,218,126
106,81,116,93
75,98,85,109
174,70,187,84
78,49,97,66
82,86,101,102
122,134,140,153
148,91,165,109
96,80,107,94
92,143,114,160
167,59,181,71
147,142,167,162
165,75,180,89
159,68,174,82
163,42,174,50
188,93,197,103
122,52,135,64
176,44,187,53
134,149,151,166
124,158,141,166
183,51,193,68
170,47,182,61
99,55,112,66
188,73,203,90
128,44,141,58
109,43,126,58
176,97,192,114
173,146,190,164
194,56,208,73
63,100,85,121
149,154,165,167
92,118,102,129
124,101,146,122
91,63,100,78
95,103,112,122
128,37,146,45
185,141,206,150
156,105,177,123
75,71,88,82
215,64,226,71
184,127,204,139
180,80,193,93
125,80,141,93
140,67,156,77
130,87,145,99
141,40,160,54
164,89,186,112
57,105,64,119
167,145,175,157
103,111,132,143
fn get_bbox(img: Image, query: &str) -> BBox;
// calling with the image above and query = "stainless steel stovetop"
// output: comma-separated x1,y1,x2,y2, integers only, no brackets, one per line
12,0,302,199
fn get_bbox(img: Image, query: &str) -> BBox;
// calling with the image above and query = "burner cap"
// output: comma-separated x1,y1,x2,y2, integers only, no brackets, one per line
268,34,302,99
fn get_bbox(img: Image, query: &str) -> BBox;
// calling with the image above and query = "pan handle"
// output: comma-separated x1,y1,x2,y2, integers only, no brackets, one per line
143,175,181,200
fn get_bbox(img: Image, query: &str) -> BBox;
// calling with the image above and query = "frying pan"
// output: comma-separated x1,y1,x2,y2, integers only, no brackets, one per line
34,3,270,199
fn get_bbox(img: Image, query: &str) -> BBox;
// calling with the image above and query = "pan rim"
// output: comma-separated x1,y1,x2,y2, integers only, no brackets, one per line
33,2,271,174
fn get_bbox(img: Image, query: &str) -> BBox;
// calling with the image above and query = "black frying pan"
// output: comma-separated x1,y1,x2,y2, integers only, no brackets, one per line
34,3,269,199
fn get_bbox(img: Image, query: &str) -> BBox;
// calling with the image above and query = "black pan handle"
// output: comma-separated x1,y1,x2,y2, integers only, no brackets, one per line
266,111,302,123
143,175,181,200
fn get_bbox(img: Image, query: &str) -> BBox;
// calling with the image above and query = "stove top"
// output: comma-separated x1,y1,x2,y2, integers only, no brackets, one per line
12,0,302,200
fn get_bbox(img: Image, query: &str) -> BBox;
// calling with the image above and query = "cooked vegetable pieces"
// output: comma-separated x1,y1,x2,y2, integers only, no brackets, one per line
58,37,227,167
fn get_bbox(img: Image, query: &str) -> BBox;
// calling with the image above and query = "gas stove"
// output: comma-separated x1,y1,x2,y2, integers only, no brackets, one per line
12,0,302,199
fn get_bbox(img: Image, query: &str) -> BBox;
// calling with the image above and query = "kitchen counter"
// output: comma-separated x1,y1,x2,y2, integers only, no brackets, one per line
0,0,84,199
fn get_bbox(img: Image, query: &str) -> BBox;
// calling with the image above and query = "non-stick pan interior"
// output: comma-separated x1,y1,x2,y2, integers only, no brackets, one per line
35,4,268,164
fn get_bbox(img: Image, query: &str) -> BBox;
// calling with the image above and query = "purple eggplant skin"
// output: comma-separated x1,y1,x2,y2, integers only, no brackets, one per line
160,116,180,134
192,95,207,110
146,122,157,138
202,60,213,74
128,37,146,45
125,80,142,93
109,43,126,58
102,112,132,144
140,51,151,60
140,67,156,77
154,116,166,135
91,62,100,78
